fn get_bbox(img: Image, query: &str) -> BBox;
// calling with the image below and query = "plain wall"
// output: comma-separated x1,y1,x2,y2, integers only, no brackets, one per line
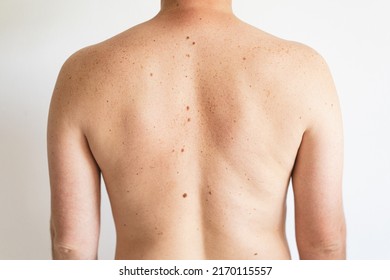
0,0,389,259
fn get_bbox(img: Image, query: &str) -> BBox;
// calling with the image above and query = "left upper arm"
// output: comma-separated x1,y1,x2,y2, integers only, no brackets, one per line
47,50,101,259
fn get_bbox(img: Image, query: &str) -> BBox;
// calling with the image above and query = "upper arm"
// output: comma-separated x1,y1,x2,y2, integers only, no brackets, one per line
47,51,101,259
291,48,346,259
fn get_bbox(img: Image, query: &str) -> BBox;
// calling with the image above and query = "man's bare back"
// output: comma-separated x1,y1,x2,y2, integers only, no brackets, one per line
48,0,346,260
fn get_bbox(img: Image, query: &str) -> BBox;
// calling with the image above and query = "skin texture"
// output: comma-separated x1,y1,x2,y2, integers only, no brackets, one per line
48,0,346,260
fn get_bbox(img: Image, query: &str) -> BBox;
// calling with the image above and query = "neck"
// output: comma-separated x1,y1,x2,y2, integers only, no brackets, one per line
160,0,233,14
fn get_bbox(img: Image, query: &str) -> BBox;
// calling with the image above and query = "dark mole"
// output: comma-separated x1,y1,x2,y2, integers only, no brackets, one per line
254,253,258,256
187,118,191,122
135,212,138,216
299,116,302,119
176,3,179,7
186,106,190,111
192,42,196,45
209,191,212,195
186,36,190,39
331,103,334,107
106,100,109,103
68,76,72,80
183,193,187,198
109,129,112,132
181,148,185,153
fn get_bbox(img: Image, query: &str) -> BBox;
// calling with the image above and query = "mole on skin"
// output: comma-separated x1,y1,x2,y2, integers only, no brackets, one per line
182,193,187,198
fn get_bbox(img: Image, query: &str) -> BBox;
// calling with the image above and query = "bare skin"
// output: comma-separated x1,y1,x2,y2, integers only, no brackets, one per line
48,0,346,260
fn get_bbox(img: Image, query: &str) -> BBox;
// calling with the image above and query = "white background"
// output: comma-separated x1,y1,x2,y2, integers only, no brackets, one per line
0,0,389,260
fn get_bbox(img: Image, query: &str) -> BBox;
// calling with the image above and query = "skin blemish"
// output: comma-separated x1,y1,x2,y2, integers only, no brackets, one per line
186,54,190,58
187,118,191,122
182,193,187,198
172,149,175,153
150,73,153,77
186,106,190,111
209,191,212,195
254,253,258,256
106,100,109,103
243,57,246,60
192,42,196,45
123,224,127,227
181,148,185,153
68,76,72,80
186,36,190,40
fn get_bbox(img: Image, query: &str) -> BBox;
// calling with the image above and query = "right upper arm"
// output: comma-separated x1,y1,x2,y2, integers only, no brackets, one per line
291,47,346,259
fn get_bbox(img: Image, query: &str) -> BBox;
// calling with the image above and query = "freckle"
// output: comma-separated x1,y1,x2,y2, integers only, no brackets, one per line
249,85,252,88
123,224,127,227
150,73,153,77
172,149,175,152
153,39,156,42
182,193,187,198
106,100,109,103
176,3,179,7
185,75,188,78
68,76,72,80
192,42,196,45
186,106,190,111
254,253,258,256
186,54,190,58
187,118,191,122
136,173,139,175
135,213,138,216
181,148,185,153
186,36,190,40
331,103,334,107
243,57,246,60
299,116,302,119
209,191,212,195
